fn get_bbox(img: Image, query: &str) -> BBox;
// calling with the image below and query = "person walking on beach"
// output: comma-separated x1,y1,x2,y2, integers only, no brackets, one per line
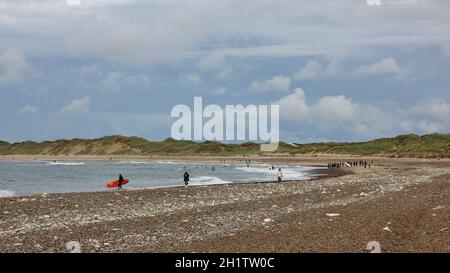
183,171,190,187
277,168,283,182
118,174,124,191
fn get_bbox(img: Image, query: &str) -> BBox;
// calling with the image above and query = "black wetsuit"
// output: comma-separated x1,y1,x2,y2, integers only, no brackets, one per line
184,172,190,186
118,175,123,190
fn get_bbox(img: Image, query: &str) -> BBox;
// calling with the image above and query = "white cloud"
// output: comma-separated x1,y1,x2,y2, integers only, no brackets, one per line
274,87,450,140
60,96,90,113
0,48,32,84
274,89,398,139
1,0,450,65
273,88,310,120
354,57,404,77
197,52,234,80
250,75,291,93
314,95,357,124
18,105,38,114
418,121,443,134
293,60,322,81
102,72,150,91
179,73,203,86
411,98,450,122
293,60,338,81
102,72,122,91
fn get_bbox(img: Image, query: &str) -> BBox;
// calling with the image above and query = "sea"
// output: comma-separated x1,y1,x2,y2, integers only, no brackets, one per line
0,160,320,197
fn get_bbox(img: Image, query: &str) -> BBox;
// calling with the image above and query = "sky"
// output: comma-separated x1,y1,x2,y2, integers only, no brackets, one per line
0,0,449,143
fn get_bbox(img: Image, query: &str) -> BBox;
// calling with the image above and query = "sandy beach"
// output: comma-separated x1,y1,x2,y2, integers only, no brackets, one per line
0,156,449,253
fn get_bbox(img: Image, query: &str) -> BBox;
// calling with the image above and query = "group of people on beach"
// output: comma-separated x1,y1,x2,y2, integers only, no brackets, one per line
328,160,373,170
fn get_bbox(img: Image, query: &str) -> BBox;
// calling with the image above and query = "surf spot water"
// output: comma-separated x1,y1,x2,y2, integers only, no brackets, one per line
0,161,319,196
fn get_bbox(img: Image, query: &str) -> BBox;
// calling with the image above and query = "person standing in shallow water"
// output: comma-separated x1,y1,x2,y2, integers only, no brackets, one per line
277,168,283,182
183,171,190,187
118,174,124,191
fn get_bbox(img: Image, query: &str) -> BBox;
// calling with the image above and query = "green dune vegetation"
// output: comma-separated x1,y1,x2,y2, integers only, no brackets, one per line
0,133,449,158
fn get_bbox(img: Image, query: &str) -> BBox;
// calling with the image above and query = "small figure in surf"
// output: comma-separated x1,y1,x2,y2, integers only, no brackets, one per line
118,174,124,191
183,171,190,187
277,168,283,182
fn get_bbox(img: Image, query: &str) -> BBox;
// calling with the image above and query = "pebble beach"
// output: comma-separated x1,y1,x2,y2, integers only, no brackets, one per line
0,157,449,253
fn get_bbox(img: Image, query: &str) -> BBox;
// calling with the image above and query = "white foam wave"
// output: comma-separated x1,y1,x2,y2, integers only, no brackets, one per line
46,162,85,166
236,166,276,175
189,176,231,186
155,161,185,165
235,166,310,180
116,161,152,164
0,190,15,197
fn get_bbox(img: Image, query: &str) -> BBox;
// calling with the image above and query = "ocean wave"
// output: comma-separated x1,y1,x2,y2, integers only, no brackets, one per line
115,161,152,164
235,166,309,180
0,190,15,197
155,161,184,165
46,162,85,166
189,176,232,186
235,166,276,174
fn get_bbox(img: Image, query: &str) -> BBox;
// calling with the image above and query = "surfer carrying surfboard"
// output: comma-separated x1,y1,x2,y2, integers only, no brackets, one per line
118,174,124,190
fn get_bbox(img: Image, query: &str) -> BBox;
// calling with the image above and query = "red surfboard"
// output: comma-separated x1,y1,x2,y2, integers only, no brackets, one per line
106,179,129,188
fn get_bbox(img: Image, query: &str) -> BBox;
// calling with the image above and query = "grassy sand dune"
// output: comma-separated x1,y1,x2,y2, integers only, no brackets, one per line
0,133,449,158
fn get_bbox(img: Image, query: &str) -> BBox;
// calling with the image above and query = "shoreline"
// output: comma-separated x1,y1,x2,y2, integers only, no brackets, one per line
2,154,450,163
0,158,448,253
0,164,342,199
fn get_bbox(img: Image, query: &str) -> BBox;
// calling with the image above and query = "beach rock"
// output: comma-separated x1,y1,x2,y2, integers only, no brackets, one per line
326,213,340,217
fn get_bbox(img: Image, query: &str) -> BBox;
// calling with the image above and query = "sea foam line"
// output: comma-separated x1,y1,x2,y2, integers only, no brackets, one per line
0,190,15,197
46,162,85,166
